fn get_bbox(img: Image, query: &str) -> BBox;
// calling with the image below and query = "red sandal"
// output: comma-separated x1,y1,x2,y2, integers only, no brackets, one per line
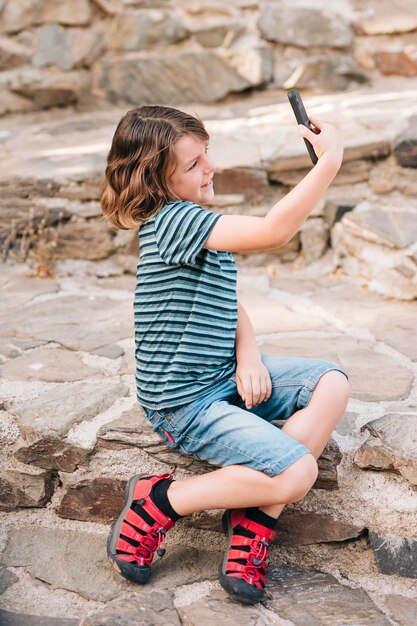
107,473,175,584
219,508,276,604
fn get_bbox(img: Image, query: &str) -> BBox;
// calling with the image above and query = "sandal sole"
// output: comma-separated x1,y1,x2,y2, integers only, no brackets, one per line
107,473,153,584
219,510,265,605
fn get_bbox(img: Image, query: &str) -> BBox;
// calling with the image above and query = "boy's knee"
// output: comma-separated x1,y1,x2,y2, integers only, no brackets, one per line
319,370,350,406
272,453,318,503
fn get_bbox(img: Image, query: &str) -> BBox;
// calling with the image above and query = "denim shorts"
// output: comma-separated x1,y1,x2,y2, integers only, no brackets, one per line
142,354,348,477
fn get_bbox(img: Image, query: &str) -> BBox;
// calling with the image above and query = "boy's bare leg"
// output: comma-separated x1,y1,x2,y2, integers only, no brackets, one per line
260,370,349,517
167,371,349,518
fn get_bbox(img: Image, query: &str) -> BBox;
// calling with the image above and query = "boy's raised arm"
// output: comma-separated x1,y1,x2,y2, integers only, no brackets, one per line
204,119,343,253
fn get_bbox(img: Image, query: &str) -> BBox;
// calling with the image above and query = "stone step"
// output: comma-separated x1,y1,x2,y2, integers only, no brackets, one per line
1,81,417,278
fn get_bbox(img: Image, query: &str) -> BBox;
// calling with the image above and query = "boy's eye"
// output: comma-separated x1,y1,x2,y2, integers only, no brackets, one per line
189,161,198,170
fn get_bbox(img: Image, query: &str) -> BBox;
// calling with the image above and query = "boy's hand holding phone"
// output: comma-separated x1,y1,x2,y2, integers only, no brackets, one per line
297,118,344,172
287,88,343,172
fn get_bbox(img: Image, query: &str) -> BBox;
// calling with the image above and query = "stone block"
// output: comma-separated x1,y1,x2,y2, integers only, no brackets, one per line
0,294,134,352
0,36,31,70
94,46,272,106
385,594,417,626
185,508,364,546
0,565,18,595
369,532,417,579
0,345,102,382
355,413,417,486
0,468,54,510
14,439,91,473
314,438,342,490
1,527,127,602
58,477,126,523
9,67,90,108
0,611,78,626
0,274,59,316
1,526,220,602
54,219,115,261
333,204,417,300
343,204,417,249
0,87,33,116
213,168,269,203
265,566,391,625
192,20,237,48
11,381,129,471
33,24,106,70
369,156,417,196
300,218,329,263
276,511,365,546
92,0,119,16
0,196,71,244
1,0,43,34
393,115,417,168
273,50,367,91
177,591,263,626
265,125,389,176
353,6,417,36
81,590,181,626
109,10,188,51
375,46,417,77
258,1,353,49
40,0,92,27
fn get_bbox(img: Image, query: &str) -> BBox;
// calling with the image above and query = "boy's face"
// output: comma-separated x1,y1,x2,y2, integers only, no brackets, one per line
169,134,215,205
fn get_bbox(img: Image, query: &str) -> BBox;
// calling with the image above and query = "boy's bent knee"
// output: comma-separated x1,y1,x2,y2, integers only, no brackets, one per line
320,370,350,397
272,453,318,503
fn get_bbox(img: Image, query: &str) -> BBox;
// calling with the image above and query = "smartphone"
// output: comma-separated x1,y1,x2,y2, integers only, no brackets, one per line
287,89,320,165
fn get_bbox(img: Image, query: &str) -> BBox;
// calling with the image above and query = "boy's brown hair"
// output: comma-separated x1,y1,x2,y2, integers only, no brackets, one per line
101,105,209,230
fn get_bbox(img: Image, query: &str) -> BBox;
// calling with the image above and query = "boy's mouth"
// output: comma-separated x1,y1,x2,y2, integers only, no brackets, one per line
201,178,213,188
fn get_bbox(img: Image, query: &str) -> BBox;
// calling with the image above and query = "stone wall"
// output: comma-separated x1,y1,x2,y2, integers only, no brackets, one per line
1,0,417,117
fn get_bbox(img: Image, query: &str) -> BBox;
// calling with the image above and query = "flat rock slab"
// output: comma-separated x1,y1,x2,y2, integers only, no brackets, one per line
1,526,221,602
81,590,181,626
0,86,415,188
0,345,102,382
355,413,417,485
265,566,391,625
385,594,417,626
306,279,417,361
11,381,129,471
238,292,326,334
1,526,126,603
261,335,413,402
275,510,364,546
12,381,129,438
184,506,363,546
0,273,59,315
343,207,417,249
0,565,18,595
57,477,126,523
0,611,78,626
0,468,54,510
369,532,417,579
177,590,268,625
0,294,133,352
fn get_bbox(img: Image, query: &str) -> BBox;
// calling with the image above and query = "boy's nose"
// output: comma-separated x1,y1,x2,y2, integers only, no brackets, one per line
205,155,215,172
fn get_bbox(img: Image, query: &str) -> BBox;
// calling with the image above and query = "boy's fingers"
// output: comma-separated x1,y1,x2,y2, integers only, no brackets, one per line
298,124,316,140
308,116,322,131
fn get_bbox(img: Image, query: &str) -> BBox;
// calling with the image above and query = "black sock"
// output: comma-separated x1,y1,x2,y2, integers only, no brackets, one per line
245,507,277,531
150,478,183,522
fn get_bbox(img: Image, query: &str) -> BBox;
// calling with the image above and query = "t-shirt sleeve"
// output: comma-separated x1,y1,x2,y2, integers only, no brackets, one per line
154,201,221,265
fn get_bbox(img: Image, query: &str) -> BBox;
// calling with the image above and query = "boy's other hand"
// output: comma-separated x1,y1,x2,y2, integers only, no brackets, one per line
235,358,272,410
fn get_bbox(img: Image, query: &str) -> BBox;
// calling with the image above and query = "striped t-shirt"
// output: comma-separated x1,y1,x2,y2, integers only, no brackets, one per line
134,200,238,411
